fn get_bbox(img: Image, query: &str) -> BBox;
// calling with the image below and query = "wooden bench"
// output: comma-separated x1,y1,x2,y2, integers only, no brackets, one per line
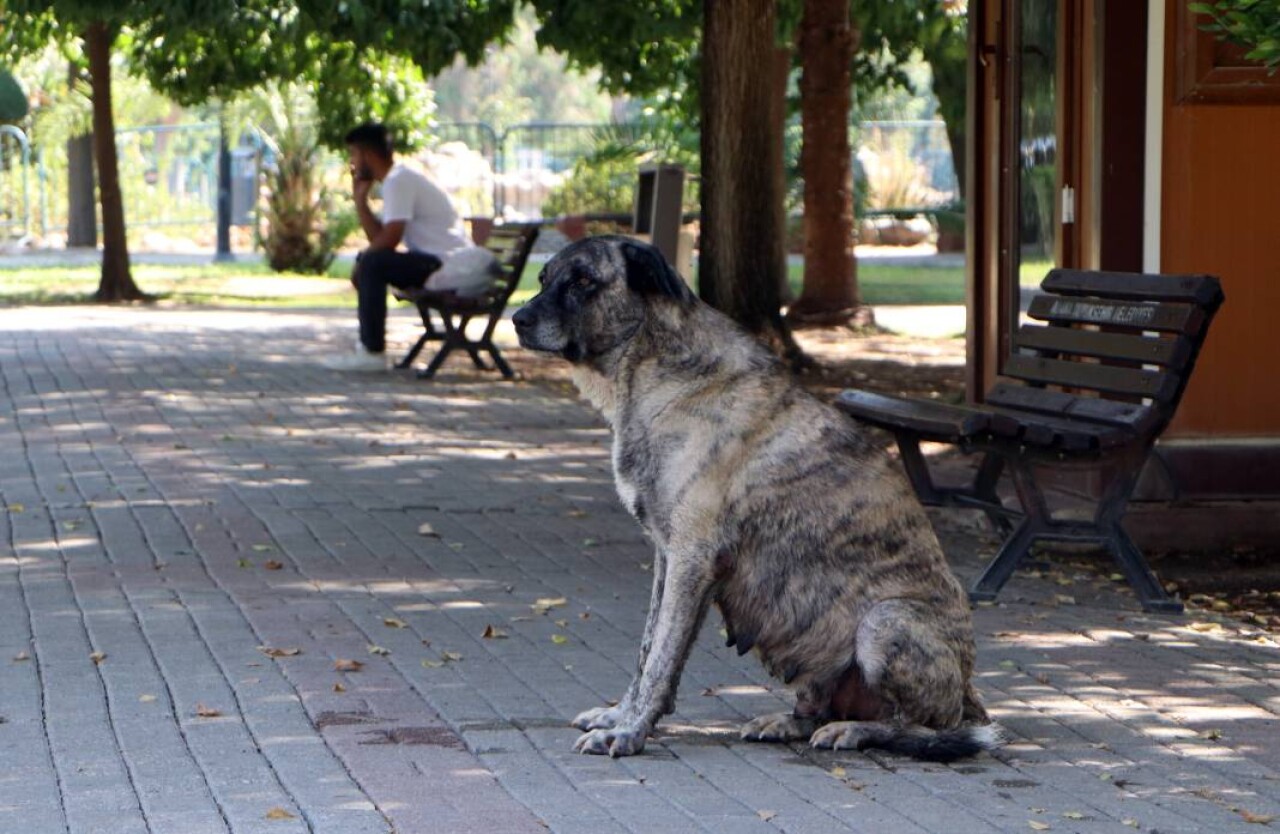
837,269,1225,613
393,223,539,379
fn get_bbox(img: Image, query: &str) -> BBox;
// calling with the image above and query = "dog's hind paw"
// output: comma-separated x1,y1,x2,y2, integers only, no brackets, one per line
573,727,647,758
571,704,627,731
741,712,817,743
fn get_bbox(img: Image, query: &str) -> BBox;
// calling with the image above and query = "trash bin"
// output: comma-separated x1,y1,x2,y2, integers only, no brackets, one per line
632,163,685,267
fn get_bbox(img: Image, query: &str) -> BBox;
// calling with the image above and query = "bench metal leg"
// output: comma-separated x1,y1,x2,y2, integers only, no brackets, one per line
969,518,1037,603
967,451,1182,614
1104,523,1183,614
396,331,431,369
896,437,1016,535
486,343,514,379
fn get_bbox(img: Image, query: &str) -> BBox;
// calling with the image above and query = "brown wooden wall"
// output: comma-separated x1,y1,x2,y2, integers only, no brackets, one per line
1161,8,1280,437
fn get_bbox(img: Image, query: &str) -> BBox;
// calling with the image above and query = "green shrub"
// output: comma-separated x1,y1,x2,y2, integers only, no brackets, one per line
543,155,637,218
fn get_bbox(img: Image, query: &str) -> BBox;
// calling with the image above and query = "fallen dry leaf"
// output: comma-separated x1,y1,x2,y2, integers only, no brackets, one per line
264,807,296,820
554,619,568,628
440,651,463,662
333,658,364,672
579,612,591,620
383,618,408,629
1241,810,1277,825
533,597,568,615
700,687,717,696
417,523,439,537
195,703,222,718
251,544,274,553
1189,622,1224,633
1200,728,1223,741
13,651,29,662
333,683,346,693
1062,811,1084,820
551,634,569,645
258,646,301,658
757,810,778,822
421,659,444,669
830,766,847,778
482,625,508,639
566,510,588,519
1122,820,1139,828
7,503,24,513
367,645,390,656
90,651,107,665
1028,822,1051,832
1054,594,1077,606
263,560,284,571
139,694,157,703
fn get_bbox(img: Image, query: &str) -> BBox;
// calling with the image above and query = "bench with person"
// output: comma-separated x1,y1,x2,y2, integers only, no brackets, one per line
836,269,1225,613
392,223,539,379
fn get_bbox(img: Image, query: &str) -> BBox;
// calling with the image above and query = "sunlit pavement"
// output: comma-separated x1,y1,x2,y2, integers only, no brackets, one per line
1,305,1278,834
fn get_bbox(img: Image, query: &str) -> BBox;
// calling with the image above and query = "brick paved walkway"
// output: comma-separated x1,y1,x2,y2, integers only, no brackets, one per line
2,306,1278,834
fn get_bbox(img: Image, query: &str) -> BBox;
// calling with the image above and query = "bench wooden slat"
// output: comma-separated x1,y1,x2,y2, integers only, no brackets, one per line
835,391,990,441
984,383,1157,431
1043,269,1224,306
984,406,1135,451
1027,295,1204,334
1014,324,1191,367
1001,354,1179,400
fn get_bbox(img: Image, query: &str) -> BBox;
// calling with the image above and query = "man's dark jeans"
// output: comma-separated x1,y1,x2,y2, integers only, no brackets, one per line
355,249,441,353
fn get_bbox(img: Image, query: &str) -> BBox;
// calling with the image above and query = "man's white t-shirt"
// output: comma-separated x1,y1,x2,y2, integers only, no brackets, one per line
381,164,470,258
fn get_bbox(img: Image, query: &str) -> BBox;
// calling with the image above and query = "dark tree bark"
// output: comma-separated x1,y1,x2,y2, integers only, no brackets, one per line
770,44,793,305
700,0,802,363
788,0,870,328
84,21,144,302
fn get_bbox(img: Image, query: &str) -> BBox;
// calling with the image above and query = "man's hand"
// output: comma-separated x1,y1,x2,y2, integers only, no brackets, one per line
353,177,373,205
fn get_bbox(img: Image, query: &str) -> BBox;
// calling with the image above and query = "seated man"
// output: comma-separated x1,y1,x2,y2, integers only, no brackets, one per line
324,122,473,371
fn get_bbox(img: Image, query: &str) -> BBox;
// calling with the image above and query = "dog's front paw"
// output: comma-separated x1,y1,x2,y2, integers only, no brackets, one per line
573,727,648,758
571,704,628,731
741,712,816,743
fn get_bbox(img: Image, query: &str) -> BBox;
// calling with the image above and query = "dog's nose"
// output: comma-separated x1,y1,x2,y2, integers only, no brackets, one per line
512,307,534,329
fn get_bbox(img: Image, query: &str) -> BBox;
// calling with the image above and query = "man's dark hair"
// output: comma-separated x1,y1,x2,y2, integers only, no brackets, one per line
344,122,394,161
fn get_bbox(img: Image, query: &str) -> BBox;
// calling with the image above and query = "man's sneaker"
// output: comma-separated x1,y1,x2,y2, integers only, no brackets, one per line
322,348,388,372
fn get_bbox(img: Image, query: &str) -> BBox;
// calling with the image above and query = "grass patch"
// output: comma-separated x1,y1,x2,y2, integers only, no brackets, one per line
510,260,968,307
0,260,355,308
3,251,1025,309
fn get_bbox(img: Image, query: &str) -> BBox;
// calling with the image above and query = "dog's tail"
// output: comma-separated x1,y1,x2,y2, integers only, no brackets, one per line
868,722,1005,763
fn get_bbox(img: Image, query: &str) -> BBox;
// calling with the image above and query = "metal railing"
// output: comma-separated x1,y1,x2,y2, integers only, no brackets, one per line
0,118,960,247
0,125,31,242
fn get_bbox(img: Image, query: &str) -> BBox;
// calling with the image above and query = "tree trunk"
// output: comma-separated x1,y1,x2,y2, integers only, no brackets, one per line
770,44,793,305
84,21,143,302
788,0,869,328
700,0,802,363
924,32,967,201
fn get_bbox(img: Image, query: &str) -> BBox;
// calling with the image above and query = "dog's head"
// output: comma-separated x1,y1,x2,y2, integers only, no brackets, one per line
513,236,693,363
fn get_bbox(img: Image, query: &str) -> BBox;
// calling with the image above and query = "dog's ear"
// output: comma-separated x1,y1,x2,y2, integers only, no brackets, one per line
620,241,692,303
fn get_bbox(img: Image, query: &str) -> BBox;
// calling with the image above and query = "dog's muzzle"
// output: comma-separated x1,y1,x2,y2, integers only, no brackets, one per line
512,303,565,353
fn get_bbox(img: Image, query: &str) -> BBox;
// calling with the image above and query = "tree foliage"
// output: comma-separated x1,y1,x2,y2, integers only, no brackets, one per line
1191,0,1280,70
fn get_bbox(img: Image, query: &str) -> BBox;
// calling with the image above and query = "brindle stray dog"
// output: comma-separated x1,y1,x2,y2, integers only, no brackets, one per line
512,237,999,761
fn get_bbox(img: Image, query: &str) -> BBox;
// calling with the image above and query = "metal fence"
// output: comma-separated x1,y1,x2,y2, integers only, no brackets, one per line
0,118,959,248
0,125,32,243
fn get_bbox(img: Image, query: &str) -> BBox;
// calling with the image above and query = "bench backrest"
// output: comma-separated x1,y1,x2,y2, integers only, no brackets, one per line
989,269,1225,437
482,224,540,307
